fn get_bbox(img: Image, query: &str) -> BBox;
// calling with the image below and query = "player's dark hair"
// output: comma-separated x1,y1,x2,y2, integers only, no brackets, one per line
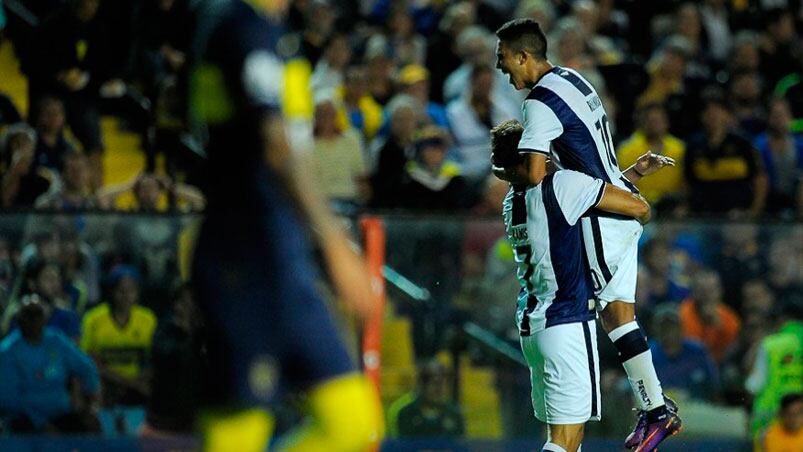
495,19,547,60
491,119,525,168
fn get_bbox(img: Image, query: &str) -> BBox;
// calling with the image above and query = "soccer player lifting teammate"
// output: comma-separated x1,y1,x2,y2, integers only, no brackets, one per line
493,18,681,451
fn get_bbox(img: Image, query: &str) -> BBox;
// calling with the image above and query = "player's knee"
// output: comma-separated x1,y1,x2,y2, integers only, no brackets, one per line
311,373,385,451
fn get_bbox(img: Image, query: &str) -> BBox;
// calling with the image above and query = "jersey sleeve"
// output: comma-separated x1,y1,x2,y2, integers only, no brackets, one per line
551,170,605,225
518,99,563,155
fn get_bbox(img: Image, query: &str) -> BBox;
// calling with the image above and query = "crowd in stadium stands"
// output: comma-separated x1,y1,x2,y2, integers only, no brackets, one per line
0,0,801,446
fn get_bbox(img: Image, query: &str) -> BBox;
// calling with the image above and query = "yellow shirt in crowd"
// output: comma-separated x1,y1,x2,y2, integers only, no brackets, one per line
80,303,157,380
617,131,686,204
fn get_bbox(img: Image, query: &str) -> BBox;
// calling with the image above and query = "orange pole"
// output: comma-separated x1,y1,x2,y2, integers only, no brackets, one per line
360,216,385,393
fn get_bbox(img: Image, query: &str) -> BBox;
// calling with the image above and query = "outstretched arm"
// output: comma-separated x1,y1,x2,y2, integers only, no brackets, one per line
622,151,676,184
596,183,652,225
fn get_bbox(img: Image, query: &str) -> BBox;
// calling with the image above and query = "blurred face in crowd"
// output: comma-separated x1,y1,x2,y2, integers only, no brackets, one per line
644,241,671,273
730,73,761,106
676,4,701,41
660,49,687,80
37,233,61,262
38,98,67,135
782,398,803,433
313,100,339,138
419,362,450,406
34,263,63,301
75,0,100,22
343,67,367,103
390,105,416,142
404,80,429,104
112,275,139,313
135,173,162,210
767,99,792,135
641,105,669,140
18,297,47,343
471,68,493,103
654,314,683,357
419,141,447,173
325,34,351,70
741,280,774,317
388,6,414,38
702,101,731,135
692,271,722,310
731,41,759,72
158,0,176,11
769,12,795,44
556,28,585,63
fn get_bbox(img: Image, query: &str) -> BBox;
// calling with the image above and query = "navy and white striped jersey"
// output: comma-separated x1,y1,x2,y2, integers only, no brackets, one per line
518,66,637,194
502,170,603,335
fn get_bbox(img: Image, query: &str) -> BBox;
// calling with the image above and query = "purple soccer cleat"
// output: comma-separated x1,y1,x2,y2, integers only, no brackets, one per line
634,411,682,451
625,396,680,449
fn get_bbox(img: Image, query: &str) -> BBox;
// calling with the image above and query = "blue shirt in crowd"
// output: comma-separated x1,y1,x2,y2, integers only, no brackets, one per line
649,338,720,402
0,328,99,428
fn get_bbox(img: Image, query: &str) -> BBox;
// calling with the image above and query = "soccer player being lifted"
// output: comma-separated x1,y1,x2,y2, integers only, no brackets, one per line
494,19,682,451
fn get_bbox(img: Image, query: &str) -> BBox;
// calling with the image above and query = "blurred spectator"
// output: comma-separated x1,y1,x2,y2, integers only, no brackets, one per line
683,89,768,217
341,66,383,140
131,0,191,99
26,0,120,187
746,301,803,437
0,92,21,127
443,25,492,104
364,35,396,105
729,71,766,137
729,30,761,75
742,279,777,320
699,0,732,64
387,359,464,438
11,260,82,341
641,238,691,305
649,304,720,402
369,95,417,208
81,265,156,408
304,96,368,207
311,32,352,95
386,4,426,67
145,281,206,434
1,123,56,208
753,98,803,215
95,171,205,212
679,269,741,363
0,238,14,309
637,36,690,109
758,393,803,452
298,0,336,66
425,1,475,104
617,102,686,208
767,236,803,301
32,96,78,171
60,229,100,313
672,3,712,81
398,126,471,211
35,149,96,211
717,224,768,308
720,310,769,406
549,17,605,92
0,295,100,433
397,64,449,129
447,65,518,184
759,8,801,89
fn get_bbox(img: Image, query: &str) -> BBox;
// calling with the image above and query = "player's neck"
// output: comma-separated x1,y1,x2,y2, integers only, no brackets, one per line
526,60,554,89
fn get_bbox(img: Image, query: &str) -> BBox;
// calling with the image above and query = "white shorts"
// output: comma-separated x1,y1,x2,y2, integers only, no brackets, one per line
581,216,643,309
520,320,602,425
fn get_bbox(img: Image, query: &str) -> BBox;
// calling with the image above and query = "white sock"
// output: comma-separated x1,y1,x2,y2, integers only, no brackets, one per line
608,321,665,412
542,442,567,452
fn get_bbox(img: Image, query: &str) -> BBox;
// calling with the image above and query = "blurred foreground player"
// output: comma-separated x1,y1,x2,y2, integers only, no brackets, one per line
188,0,383,450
